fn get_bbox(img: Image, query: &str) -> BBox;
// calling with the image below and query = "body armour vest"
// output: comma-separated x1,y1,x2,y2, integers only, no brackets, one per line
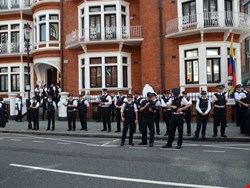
78,99,87,112
124,102,136,119
101,95,109,103
241,92,250,109
47,101,55,111
67,100,75,112
198,97,209,112
141,100,154,117
171,96,183,113
116,96,125,107
214,92,227,106
32,102,38,111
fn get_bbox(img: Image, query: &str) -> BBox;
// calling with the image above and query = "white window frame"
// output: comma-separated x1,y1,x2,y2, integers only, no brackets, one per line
78,52,131,94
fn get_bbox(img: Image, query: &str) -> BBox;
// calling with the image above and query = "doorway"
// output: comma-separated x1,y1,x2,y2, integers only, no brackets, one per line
47,67,59,87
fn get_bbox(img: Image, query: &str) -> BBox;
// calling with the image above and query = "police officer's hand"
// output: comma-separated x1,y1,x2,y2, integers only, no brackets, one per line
172,106,177,109
121,117,125,121
176,108,182,113
135,120,138,124
146,102,150,106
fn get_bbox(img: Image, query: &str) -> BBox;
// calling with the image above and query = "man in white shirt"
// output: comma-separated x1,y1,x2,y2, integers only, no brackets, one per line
100,88,112,132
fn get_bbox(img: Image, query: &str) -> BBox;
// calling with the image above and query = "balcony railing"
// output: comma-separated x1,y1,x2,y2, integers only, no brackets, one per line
166,11,250,36
0,0,31,10
65,25,143,47
0,42,24,54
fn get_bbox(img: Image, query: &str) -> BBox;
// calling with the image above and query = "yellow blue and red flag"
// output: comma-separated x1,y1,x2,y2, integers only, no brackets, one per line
228,34,236,96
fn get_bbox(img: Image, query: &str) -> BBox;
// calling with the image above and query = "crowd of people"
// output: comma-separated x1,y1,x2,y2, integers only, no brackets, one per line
0,83,250,149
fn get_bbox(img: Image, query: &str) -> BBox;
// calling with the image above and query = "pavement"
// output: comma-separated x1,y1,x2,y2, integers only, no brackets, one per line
0,118,250,142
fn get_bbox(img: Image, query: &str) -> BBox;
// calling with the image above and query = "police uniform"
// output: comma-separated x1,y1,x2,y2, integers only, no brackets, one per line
46,97,56,131
236,84,250,136
211,85,228,137
65,94,77,131
161,90,172,136
35,85,41,102
138,92,155,147
101,89,112,132
114,91,126,132
120,94,138,146
96,92,102,122
182,91,192,136
26,99,32,129
162,88,192,149
0,98,8,123
152,93,161,135
78,96,89,131
134,95,144,133
42,85,48,120
30,97,40,130
110,92,116,122
194,91,211,139
0,98,7,127
234,84,244,133
15,97,23,122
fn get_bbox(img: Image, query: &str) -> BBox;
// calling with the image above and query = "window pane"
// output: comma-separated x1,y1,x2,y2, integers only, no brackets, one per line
11,74,20,91
11,24,19,29
81,9,84,15
123,66,128,87
185,59,199,84
0,75,8,92
121,6,126,12
89,6,101,12
213,59,220,82
206,48,220,56
207,58,220,83
193,60,199,82
0,67,8,73
104,5,116,11
82,67,85,88
186,61,193,83
24,74,30,91
185,49,198,58
11,67,20,72
40,23,46,41
90,57,101,64
49,23,59,40
105,57,117,64
122,57,127,64
207,59,212,82
90,67,102,87
0,25,8,30
49,15,58,20
81,59,85,66
105,66,117,87
40,15,46,21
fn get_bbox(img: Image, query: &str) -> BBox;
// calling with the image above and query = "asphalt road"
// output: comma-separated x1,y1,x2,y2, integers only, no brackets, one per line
0,133,250,188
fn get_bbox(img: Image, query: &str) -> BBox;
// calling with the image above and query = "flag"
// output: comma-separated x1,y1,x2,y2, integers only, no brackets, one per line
228,34,236,95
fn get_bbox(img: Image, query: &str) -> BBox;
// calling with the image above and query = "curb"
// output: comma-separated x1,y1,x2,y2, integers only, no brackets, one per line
1,130,250,142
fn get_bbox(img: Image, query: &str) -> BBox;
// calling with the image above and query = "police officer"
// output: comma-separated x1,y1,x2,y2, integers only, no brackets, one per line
15,96,23,122
96,91,102,122
46,95,56,131
114,90,126,132
133,92,144,134
34,85,41,102
110,91,116,122
100,88,112,132
120,94,138,146
162,88,192,149
211,85,228,137
182,91,192,136
0,97,8,123
30,97,40,130
151,93,161,135
41,84,49,120
194,90,211,139
161,90,172,136
0,98,7,127
63,93,77,131
26,98,32,130
236,84,250,136
234,84,244,133
139,92,155,147
78,94,89,131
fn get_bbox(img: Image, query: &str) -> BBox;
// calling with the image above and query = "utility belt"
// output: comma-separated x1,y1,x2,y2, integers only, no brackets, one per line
67,109,76,113
162,108,171,112
172,112,184,115
214,105,226,108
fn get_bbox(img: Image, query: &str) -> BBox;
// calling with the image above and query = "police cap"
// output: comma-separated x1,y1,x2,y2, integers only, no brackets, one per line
68,93,73,97
201,90,207,95
244,84,250,88
127,94,133,98
235,84,242,88
182,91,188,94
118,89,123,93
147,92,153,97
172,88,180,95
102,88,107,91
163,90,170,94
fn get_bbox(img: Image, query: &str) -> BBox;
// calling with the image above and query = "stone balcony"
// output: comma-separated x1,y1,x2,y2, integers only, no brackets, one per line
166,11,250,41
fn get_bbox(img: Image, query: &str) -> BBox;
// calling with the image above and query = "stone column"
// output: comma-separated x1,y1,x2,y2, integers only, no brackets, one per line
8,94,17,120
58,92,69,121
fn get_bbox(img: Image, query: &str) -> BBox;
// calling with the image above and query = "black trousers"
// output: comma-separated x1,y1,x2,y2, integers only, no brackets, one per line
67,111,76,130
138,112,143,132
27,109,32,129
42,98,47,120
184,110,192,134
244,109,250,136
47,110,55,130
32,110,39,130
154,111,160,133
116,108,121,131
195,113,209,137
163,110,171,135
213,107,227,136
167,114,184,146
79,111,87,129
121,117,136,144
102,107,111,130
16,109,22,121
235,104,245,133
110,104,115,121
97,105,102,122
141,116,154,144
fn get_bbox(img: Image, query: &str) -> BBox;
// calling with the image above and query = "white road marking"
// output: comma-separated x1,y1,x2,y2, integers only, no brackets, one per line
202,145,250,151
101,139,119,146
129,147,147,150
160,148,180,151
57,142,71,145
203,150,226,153
9,164,229,188
32,141,45,143
10,139,21,142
